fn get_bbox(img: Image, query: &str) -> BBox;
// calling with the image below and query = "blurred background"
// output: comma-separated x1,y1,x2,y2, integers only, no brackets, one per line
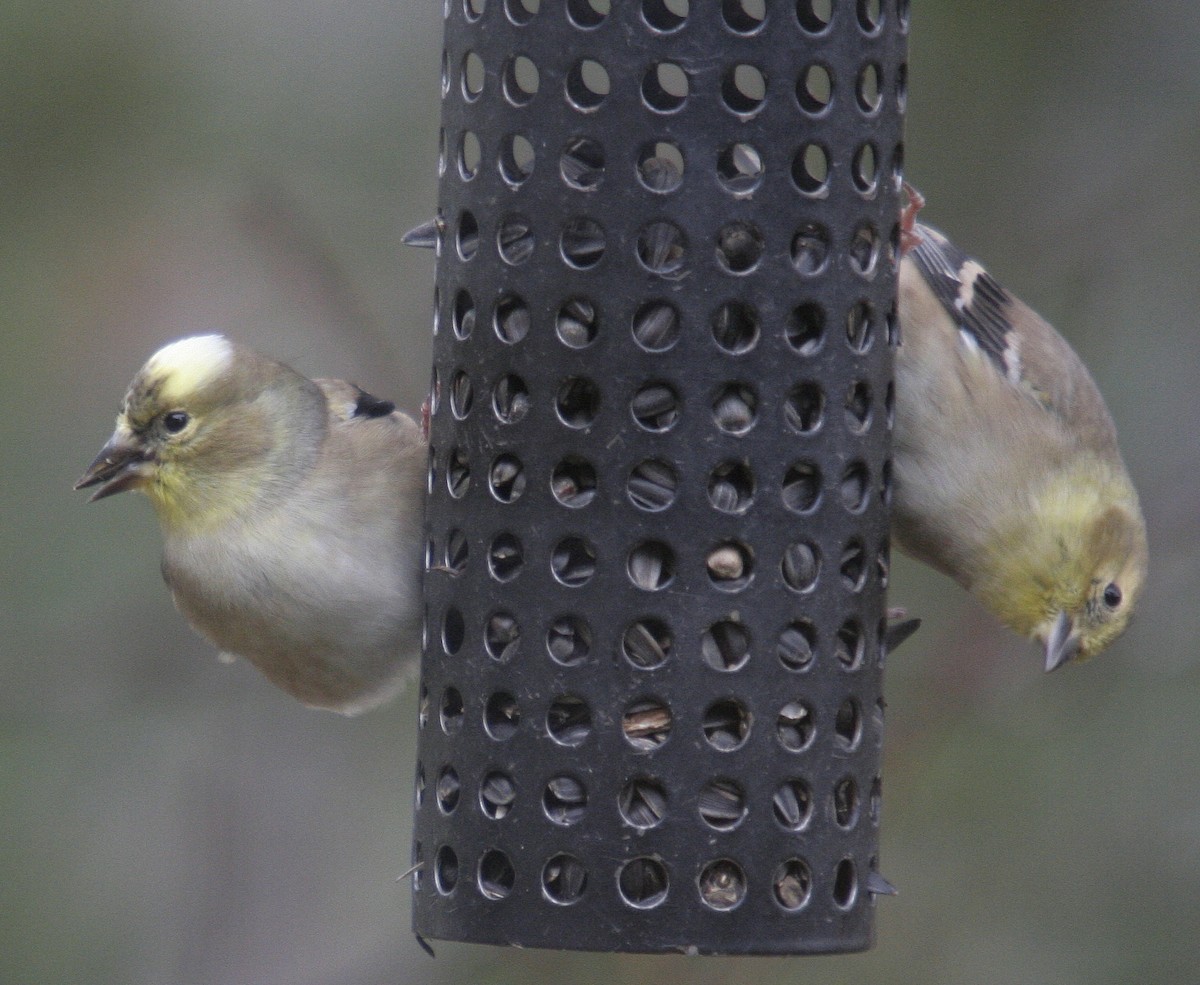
4,1,1200,983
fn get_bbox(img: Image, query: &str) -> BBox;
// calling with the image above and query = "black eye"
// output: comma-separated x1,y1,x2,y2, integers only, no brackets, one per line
1102,583,1122,609
162,411,190,434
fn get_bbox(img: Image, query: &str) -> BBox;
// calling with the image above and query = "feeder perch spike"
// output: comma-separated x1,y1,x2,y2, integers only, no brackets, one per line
402,217,441,250
866,870,899,897
884,617,922,655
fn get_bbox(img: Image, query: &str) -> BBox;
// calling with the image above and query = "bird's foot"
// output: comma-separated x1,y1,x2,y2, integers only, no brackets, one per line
899,182,926,255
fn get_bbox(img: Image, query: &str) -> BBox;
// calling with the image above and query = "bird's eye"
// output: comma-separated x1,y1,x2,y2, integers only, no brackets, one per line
162,411,190,434
1102,583,1123,609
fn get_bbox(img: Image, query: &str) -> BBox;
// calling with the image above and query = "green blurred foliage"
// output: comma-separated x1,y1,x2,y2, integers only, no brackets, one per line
3,1,1200,983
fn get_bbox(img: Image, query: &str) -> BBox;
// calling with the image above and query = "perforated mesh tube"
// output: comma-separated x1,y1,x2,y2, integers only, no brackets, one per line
413,0,907,955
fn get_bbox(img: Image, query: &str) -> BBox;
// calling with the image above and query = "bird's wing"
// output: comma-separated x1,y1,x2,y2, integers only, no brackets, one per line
908,222,1013,376
315,378,398,423
312,378,426,486
907,222,1119,456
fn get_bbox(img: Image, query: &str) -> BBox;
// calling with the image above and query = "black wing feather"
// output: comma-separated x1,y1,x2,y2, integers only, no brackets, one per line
351,386,396,419
910,222,1014,376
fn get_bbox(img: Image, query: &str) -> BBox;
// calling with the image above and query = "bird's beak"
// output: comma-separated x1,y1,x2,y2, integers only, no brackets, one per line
1042,610,1081,672
74,432,154,502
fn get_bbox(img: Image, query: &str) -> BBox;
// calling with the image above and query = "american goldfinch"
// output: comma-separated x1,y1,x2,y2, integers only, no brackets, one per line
75,335,425,714
894,193,1148,670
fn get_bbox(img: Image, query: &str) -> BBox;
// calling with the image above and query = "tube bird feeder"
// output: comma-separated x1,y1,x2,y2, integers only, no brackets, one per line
412,0,908,955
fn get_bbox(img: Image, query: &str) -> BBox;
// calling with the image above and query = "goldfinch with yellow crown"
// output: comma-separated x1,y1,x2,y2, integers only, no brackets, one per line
76,335,425,714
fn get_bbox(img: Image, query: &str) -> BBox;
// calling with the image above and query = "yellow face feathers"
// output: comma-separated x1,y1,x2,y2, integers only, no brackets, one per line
975,465,1147,668
76,335,325,531
1070,502,1148,660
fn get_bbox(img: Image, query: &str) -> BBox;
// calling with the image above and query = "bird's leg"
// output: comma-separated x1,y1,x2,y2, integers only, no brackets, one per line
899,182,926,255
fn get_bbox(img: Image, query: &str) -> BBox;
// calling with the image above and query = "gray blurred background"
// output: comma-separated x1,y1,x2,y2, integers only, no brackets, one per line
4,2,1200,983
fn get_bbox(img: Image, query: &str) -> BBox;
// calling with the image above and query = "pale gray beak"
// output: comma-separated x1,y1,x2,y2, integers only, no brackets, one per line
74,435,154,502
1043,610,1081,672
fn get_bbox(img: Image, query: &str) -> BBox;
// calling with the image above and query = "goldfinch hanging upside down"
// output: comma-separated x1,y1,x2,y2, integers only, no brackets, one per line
75,335,426,714
894,188,1147,670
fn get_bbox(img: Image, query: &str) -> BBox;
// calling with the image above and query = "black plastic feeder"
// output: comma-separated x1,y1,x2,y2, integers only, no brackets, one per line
412,0,908,956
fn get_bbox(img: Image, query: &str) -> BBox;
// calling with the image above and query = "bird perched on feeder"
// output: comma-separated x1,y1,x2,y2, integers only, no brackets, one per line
892,187,1147,670
75,335,426,714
